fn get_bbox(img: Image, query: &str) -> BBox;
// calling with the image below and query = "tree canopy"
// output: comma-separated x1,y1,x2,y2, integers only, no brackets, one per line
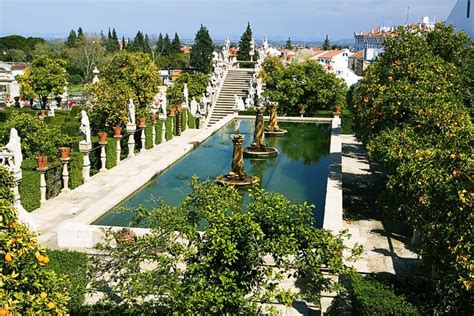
166,72,208,106
351,23,473,313
190,25,213,73
237,22,254,61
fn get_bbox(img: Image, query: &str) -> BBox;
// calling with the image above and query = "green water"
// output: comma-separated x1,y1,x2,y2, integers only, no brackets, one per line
94,119,331,227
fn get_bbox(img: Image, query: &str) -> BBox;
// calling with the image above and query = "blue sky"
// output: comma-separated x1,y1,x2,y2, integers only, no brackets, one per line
0,0,456,41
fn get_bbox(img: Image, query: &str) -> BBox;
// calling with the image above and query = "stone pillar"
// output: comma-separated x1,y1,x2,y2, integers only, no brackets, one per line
99,142,107,172
126,124,136,158
253,107,265,147
268,102,279,132
183,109,188,130
140,127,146,153
39,170,47,204
152,115,157,148
169,115,175,138
161,118,167,143
80,149,91,182
115,135,122,165
12,179,22,208
60,158,70,192
232,134,245,179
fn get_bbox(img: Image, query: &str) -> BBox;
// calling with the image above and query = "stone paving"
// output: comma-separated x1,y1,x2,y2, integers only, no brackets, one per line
341,134,422,276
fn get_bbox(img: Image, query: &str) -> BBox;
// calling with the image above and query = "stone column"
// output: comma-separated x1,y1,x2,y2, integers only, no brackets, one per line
169,115,175,138
60,158,70,192
39,170,46,203
79,143,91,182
140,126,146,153
268,102,278,132
126,124,136,158
152,115,157,148
99,141,107,172
115,134,122,165
254,107,265,147
161,118,167,143
183,109,188,130
232,134,245,179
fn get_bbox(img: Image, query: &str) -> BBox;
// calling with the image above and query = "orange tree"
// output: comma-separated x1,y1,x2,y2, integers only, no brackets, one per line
351,24,473,313
0,166,70,314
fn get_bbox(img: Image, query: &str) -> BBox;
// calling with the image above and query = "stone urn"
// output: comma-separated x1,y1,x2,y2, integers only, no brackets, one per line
113,126,122,137
138,117,146,127
98,132,108,144
35,156,48,170
59,147,70,160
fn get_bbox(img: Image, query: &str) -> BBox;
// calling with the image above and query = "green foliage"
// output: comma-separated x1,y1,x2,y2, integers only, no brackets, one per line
351,24,473,313
4,112,71,159
263,59,347,115
44,249,88,311
0,35,45,61
65,29,78,48
171,32,182,54
88,179,360,314
285,37,293,50
0,166,14,203
16,55,67,105
0,170,70,314
350,274,419,315
18,159,41,212
166,72,208,106
322,35,331,50
190,25,213,73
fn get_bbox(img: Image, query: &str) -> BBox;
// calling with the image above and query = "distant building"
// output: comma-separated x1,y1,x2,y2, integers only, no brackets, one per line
354,26,396,51
0,63,28,104
311,49,361,86
446,0,473,37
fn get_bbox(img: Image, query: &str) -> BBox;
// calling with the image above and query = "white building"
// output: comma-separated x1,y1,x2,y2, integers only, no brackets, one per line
0,63,28,104
447,0,474,38
311,49,361,86
354,26,396,51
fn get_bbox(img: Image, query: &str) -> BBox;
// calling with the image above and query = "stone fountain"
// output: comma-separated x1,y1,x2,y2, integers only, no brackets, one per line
216,133,256,188
243,107,278,158
264,101,287,136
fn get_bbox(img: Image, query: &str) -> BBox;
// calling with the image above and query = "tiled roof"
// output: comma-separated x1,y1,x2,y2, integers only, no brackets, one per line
348,50,364,59
318,50,344,59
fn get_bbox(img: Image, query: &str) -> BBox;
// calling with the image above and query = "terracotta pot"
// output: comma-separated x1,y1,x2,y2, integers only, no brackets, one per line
169,107,176,116
59,147,70,159
138,117,146,127
113,126,122,137
35,156,48,170
177,104,182,112
334,105,341,113
39,110,46,117
98,132,107,144
151,114,157,124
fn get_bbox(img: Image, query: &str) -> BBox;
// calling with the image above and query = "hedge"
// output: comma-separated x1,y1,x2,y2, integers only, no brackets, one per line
19,159,41,212
351,274,419,315
45,249,89,311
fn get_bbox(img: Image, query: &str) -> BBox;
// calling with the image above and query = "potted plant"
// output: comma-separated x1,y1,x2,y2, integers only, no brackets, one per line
35,156,48,170
115,228,136,245
98,132,108,144
59,147,71,160
334,105,341,115
177,104,182,112
169,106,176,116
136,108,148,127
151,114,158,124
113,126,122,137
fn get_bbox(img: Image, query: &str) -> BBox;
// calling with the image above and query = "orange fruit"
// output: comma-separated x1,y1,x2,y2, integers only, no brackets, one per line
42,256,49,264
40,292,47,299
0,309,8,316
4,253,13,263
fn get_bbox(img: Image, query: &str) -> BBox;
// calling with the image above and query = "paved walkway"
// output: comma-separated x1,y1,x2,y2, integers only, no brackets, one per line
30,116,234,248
341,135,422,276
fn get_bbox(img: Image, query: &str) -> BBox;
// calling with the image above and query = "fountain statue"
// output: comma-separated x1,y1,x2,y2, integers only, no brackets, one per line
265,101,287,136
216,133,256,188
243,107,278,158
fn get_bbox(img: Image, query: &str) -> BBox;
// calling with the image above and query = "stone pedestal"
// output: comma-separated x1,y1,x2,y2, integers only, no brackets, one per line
114,135,122,165
176,111,182,136
152,123,157,147
161,119,167,143
126,123,137,158
38,169,47,204
79,141,92,182
140,126,146,153
60,157,70,192
183,109,188,130
99,142,107,172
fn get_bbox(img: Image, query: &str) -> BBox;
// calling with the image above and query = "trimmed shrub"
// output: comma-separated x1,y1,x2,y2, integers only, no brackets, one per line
351,274,419,315
44,249,88,311
19,158,41,211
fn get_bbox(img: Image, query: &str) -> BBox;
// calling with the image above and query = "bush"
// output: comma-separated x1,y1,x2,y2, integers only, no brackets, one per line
351,274,419,315
19,158,41,212
44,249,88,311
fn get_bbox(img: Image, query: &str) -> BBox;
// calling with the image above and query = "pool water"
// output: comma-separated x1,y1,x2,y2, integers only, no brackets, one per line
94,119,331,227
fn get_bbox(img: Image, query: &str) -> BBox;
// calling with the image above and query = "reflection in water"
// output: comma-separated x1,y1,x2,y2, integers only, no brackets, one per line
94,120,331,228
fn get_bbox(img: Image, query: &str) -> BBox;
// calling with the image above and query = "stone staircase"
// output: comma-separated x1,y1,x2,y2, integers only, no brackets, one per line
207,68,254,127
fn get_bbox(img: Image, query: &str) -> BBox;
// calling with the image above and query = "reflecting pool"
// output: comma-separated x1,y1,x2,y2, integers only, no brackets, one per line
94,119,331,227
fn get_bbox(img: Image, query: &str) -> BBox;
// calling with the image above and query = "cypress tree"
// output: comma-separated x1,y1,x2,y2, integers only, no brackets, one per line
285,37,293,50
190,24,213,73
322,35,331,50
237,22,253,61
77,27,85,42
131,31,146,52
163,33,171,55
121,36,126,50
112,28,118,41
171,32,182,54
157,33,164,54
144,34,151,52
65,29,77,47
107,27,112,40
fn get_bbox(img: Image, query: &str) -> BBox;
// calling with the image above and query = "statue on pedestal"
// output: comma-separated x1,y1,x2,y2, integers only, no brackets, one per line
128,99,136,125
183,83,189,108
79,110,91,149
1,128,23,180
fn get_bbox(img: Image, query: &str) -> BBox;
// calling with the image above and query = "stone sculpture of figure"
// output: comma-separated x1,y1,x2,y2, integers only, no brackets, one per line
80,110,91,146
263,37,269,54
160,92,167,118
200,93,209,116
151,94,160,114
190,97,199,117
234,95,245,110
128,98,136,125
2,128,23,179
225,37,230,52
256,80,263,98
183,83,189,107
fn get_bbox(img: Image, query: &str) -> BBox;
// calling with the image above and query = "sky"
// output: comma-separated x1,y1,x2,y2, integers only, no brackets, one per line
0,0,456,41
